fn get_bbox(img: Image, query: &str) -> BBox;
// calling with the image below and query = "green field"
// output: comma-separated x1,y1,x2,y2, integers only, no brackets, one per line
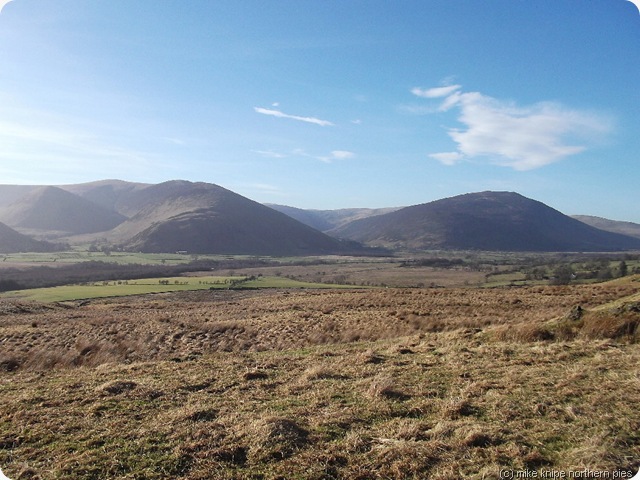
0,275,356,303
0,250,256,266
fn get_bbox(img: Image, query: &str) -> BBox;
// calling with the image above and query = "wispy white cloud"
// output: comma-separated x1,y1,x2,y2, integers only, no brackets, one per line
316,150,355,163
397,104,438,115
428,152,464,166
254,106,334,127
163,137,186,146
411,85,461,99
254,148,355,163
419,86,612,170
252,149,287,158
329,150,355,160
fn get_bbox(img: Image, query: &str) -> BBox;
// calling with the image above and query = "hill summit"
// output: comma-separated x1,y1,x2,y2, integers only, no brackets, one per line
1,181,638,254
330,191,640,252
117,181,366,255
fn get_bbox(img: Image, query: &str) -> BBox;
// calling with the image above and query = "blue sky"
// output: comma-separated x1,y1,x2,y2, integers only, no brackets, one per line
1,0,639,221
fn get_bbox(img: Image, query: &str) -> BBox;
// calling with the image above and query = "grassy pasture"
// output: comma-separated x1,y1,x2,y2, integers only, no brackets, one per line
0,276,233,302
2,249,637,291
0,275,354,303
0,250,244,267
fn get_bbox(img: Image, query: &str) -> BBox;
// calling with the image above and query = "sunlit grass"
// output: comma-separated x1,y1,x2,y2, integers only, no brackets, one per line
0,277,639,477
0,275,356,302
0,250,250,265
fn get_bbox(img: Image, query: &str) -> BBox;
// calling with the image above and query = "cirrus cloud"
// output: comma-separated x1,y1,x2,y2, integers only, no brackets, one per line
416,86,612,170
428,151,464,166
328,150,355,160
253,148,355,163
411,84,461,99
254,106,334,127
296,149,356,163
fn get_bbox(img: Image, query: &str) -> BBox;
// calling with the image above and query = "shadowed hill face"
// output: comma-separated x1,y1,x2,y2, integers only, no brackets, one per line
331,191,640,252
0,186,127,235
0,221,63,253
119,181,366,255
108,181,244,241
124,208,358,255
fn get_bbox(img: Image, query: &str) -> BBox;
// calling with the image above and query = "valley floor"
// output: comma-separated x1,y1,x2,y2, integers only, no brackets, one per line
0,279,639,479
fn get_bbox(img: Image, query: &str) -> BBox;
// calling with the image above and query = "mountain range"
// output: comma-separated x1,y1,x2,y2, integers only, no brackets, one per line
327,191,640,252
0,180,639,254
0,181,365,256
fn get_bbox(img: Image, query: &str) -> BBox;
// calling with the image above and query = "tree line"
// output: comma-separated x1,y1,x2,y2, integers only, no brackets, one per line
0,258,273,292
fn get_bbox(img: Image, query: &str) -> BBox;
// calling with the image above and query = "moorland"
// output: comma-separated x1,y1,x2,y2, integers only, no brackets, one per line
1,180,639,479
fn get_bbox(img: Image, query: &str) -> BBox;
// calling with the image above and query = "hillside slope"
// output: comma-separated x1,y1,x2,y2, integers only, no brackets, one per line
0,186,127,236
331,191,640,252
60,179,150,213
118,181,367,255
0,281,638,478
0,221,63,253
572,215,640,240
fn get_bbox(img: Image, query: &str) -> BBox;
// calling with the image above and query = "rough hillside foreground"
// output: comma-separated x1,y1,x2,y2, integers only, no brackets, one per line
0,280,639,479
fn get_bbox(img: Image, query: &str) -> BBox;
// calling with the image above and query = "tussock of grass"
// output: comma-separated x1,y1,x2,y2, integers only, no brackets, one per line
368,374,405,399
580,305,639,341
300,365,338,382
492,322,555,342
360,348,385,364
96,380,138,395
545,298,640,343
247,417,310,462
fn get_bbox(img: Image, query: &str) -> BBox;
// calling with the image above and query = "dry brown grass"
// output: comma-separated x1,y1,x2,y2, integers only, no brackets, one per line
579,306,639,341
196,259,488,288
2,280,637,371
0,277,639,478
